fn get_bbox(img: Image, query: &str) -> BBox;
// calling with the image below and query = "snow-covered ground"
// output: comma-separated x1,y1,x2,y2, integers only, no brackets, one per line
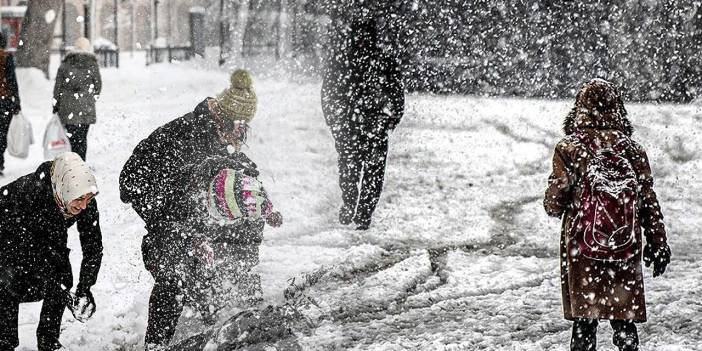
3,54,701,350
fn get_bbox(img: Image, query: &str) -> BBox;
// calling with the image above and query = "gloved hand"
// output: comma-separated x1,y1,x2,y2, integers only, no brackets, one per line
193,239,215,268
386,117,401,131
643,244,671,277
266,211,283,227
382,103,403,131
70,285,96,323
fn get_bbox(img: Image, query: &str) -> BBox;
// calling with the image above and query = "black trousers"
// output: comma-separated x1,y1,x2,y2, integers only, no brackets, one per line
0,265,68,351
330,120,390,226
142,231,186,346
145,271,184,346
0,113,11,170
571,318,639,351
65,124,90,160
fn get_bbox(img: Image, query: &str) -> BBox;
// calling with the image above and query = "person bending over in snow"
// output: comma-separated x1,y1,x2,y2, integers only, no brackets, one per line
118,69,268,349
148,156,282,348
0,152,103,351
544,79,670,351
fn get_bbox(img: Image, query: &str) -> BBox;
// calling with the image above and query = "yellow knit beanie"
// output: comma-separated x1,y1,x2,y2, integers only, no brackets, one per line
217,69,257,123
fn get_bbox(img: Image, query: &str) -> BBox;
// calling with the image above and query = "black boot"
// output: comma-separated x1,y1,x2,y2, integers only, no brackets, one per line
571,318,598,351
611,320,639,351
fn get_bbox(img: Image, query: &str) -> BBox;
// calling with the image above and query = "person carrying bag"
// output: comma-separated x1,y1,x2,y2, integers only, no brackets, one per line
0,32,21,175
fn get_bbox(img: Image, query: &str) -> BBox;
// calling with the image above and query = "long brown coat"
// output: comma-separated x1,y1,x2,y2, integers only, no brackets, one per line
544,110,667,322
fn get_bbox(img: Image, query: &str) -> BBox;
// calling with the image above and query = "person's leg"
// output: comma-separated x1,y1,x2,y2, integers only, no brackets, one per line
232,244,263,307
571,318,598,351
610,320,639,351
331,121,363,224
0,114,11,172
145,273,185,346
36,285,68,351
0,298,20,350
354,131,390,229
65,124,89,160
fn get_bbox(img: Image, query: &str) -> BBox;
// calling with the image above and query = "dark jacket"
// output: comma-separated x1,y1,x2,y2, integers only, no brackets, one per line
0,161,103,297
120,98,259,231
544,111,667,322
321,19,404,131
139,155,263,278
0,51,21,117
53,52,102,125
179,156,265,246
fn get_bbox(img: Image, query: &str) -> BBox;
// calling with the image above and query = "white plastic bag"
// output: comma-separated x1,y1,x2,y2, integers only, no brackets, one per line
43,114,71,160
7,112,34,159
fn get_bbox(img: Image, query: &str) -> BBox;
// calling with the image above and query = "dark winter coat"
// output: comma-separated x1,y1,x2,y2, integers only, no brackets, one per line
0,161,103,299
181,156,265,244
120,99,260,261
53,52,102,125
140,155,265,278
321,19,404,132
0,51,21,117
544,110,667,322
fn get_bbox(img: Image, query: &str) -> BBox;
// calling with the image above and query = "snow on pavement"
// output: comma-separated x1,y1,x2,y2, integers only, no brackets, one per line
3,56,701,350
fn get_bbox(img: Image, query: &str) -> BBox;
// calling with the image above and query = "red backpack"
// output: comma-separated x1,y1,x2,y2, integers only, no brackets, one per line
572,132,639,262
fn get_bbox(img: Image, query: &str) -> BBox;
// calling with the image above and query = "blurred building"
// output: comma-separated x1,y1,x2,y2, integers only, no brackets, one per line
59,0,208,50
2,0,208,51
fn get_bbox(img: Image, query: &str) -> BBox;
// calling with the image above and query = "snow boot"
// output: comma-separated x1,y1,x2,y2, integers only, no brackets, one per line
571,319,597,351
612,320,639,351
37,340,66,351
145,343,167,351
354,215,371,230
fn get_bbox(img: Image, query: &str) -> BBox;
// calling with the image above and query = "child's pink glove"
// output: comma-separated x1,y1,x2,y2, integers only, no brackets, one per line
266,211,283,227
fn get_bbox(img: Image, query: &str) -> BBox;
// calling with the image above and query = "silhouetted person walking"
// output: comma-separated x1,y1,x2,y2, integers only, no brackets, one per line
322,17,404,230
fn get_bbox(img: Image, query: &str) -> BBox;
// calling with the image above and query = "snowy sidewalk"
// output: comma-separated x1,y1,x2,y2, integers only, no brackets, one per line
5,58,701,350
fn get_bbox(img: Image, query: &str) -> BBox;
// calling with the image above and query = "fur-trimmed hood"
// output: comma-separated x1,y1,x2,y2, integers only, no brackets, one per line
563,78,633,136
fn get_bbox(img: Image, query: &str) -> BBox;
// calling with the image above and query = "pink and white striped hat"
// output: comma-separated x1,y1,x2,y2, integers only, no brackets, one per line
206,168,273,222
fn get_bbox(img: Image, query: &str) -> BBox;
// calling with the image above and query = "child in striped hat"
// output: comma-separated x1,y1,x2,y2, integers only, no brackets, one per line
206,168,283,227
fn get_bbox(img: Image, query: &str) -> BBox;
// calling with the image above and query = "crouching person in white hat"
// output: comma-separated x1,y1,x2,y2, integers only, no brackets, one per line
0,152,103,351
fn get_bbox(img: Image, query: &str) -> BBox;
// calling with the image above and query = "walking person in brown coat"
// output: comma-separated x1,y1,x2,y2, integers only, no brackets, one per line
544,79,671,351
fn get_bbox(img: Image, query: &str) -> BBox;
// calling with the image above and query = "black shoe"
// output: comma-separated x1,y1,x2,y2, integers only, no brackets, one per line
37,340,64,351
354,217,371,230
339,205,354,225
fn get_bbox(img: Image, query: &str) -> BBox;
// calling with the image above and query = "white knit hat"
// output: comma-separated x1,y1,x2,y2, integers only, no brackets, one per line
51,152,98,208
74,37,92,53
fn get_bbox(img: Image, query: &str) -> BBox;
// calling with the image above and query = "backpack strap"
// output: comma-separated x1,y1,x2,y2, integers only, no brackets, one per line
574,132,598,158
576,131,632,156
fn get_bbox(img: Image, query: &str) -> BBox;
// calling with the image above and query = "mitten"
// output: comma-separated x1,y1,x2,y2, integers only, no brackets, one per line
70,285,96,322
643,244,671,277
266,211,283,227
193,239,215,268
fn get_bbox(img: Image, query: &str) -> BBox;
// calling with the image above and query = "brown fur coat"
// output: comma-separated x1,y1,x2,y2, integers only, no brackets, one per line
544,80,667,322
